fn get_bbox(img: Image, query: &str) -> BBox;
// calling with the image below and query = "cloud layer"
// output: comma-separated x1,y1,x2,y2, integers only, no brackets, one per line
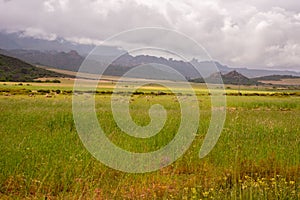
1,0,300,70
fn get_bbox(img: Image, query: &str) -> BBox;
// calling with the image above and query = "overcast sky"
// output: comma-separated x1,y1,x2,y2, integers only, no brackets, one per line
1,0,300,70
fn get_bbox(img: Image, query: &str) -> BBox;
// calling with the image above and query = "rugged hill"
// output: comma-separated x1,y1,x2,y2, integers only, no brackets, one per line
0,49,84,72
191,70,259,85
0,54,68,82
111,54,229,78
221,70,258,85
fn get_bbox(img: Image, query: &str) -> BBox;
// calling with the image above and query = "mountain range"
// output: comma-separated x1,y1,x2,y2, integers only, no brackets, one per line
1,52,299,86
0,31,300,78
0,48,84,72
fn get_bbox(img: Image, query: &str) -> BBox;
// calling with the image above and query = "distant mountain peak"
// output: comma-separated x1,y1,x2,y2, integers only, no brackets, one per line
223,70,249,80
198,70,258,85
67,50,80,56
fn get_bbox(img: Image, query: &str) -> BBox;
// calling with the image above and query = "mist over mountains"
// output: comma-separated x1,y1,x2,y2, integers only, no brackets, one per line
0,31,300,78
0,31,94,55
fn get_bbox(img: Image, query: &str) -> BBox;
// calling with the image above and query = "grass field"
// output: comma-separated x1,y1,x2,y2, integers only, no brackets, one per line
260,78,300,86
0,81,299,199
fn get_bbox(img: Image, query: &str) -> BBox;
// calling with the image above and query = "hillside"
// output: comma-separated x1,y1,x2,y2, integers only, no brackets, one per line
221,70,258,85
0,54,68,82
190,70,259,85
251,74,300,86
252,75,300,81
231,68,300,78
0,49,84,72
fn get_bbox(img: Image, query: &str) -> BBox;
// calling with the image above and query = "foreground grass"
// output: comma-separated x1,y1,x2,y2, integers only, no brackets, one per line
0,93,299,199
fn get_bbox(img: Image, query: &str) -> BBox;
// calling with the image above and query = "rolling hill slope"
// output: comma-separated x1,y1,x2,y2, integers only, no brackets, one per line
0,54,69,82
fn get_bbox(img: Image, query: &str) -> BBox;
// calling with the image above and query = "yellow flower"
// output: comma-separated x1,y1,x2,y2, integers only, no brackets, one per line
289,181,295,185
272,181,276,186
202,191,209,197
244,175,250,179
253,182,259,188
191,188,197,194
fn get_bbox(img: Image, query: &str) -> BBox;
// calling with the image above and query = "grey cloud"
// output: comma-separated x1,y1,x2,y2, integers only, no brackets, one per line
0,0,299,70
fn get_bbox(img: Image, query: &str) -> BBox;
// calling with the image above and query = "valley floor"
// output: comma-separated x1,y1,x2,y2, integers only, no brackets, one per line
0,82,299,199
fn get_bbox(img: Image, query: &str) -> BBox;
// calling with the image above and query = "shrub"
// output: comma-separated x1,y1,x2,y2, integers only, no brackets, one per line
52,79,61,83
37,89,50,94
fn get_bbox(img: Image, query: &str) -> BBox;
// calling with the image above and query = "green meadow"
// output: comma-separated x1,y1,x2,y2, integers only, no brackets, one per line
0,81,299,199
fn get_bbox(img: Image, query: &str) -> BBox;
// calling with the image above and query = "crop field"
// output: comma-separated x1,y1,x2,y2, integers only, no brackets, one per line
0,81,299,199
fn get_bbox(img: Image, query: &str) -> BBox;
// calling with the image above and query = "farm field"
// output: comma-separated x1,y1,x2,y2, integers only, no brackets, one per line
1,77,299,95
0,82,299,199
259,78,300,86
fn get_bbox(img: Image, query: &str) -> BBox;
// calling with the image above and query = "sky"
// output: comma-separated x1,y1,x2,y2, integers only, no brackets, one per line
0,0,300,70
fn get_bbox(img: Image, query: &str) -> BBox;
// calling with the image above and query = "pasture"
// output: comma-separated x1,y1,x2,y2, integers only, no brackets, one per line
0,81,299,199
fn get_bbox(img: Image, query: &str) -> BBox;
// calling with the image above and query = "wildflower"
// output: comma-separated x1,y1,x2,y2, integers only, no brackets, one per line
242,184,247,190
270,178,276,181
271,181,276,186
289,181,295,185
253,182,259,188
202,191,209,197
191,187,197,194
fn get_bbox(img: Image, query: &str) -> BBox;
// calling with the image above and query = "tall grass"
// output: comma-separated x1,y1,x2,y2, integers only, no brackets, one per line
0,94,299,199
